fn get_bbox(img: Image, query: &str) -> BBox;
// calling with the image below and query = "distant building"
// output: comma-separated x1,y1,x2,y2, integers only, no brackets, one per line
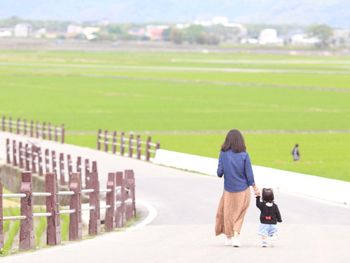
241,38,259,44
128,27,146,37
66,25,100,40
145,25,169,40
83,27,100,40
0,28,12,38
45,33,58,39
14,23,32,38
34,28,47,38
67,24,83,38
290,33,320,46
259,28,283,45
175,23,190,29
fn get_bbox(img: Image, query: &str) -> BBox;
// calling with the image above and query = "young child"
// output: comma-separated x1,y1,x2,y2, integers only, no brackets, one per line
256,188,282,247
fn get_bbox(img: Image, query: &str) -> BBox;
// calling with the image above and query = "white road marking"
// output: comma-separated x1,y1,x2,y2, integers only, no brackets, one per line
126,199,158,232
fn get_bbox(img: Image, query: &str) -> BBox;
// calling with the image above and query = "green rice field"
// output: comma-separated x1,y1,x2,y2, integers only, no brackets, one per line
0,50,349,181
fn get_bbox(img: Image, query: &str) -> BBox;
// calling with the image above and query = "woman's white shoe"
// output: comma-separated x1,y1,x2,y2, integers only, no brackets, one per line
232,238,241,247
224,237,232,246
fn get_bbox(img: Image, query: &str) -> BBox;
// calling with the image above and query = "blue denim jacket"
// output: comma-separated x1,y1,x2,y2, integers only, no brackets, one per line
217,151,255,192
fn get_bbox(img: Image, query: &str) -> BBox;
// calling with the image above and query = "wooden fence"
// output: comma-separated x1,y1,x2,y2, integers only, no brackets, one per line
97,129,160,161
6,138,91,186
1,116,65,144
0,169,136,251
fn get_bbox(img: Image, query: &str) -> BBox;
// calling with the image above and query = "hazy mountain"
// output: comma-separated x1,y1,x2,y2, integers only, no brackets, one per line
0,0,349,27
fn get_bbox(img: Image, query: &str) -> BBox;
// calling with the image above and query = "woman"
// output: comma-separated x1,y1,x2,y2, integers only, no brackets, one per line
215,129,259,247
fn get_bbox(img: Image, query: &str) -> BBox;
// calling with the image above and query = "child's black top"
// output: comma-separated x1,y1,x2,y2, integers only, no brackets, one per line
256,196,282,224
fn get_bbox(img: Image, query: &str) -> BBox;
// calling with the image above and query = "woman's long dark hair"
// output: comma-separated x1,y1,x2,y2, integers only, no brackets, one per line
221,129,246,153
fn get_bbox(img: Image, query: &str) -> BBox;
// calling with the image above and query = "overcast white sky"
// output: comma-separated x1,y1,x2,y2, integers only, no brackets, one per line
0,0,349,26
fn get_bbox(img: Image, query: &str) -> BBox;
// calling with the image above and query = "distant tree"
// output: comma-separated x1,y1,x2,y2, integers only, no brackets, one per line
195,32,220,45
195,33,206,45
0,16,21,27
108,25,123,35
212,25,240,42
96,30,115,41
162,28,171,41
170,28,183,44
207,33,220,45
183,25,206,43
307,24,333,48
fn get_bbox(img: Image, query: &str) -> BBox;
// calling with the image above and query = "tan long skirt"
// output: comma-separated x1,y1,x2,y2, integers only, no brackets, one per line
215,188,251,237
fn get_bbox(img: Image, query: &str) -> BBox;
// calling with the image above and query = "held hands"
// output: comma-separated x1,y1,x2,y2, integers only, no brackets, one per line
253,185,260,196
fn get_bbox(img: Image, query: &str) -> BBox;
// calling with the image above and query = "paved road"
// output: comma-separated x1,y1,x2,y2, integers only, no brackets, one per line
1,132,350,263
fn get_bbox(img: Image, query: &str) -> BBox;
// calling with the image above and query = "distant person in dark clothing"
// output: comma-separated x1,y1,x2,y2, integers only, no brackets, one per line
291,144,300,161
256,188,282,247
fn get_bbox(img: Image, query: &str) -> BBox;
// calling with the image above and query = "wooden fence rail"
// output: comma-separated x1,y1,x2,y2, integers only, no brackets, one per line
6,138,92,186
1,116,65,144
97,129,160,161
0,169,136,251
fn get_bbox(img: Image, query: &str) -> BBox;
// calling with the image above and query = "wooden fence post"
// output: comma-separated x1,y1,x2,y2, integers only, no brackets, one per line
6,139,10,164
115,171,125,228
42,122,46,140
112,131,117,154
19,142,24,168
9,116,12,133
136,135,141,159
59,153,65,185
16,118,20,134
38,148,43,176
46,173,61,245
97,129,102,150
23,119,27,135
124,172,132,221
35,121,39,138
31,145,37,174
92,161,97,174
52,151,57,176
69,173,82,241
76,156,82,174
125,170,136,219
54,127,58,142
12,140,17,167
88,169,100,235
128,133,134,158
19,172,34,250
104,130,108,152
45,149,50,174
30,120,34,137
48,123,52,141
156,141,160,151
0,182,3,249
67,155,73,184
146,136,151,161
61,124,65,144
84,159,90,188
25,144,30,171
105,172,115,232
120,132,125,156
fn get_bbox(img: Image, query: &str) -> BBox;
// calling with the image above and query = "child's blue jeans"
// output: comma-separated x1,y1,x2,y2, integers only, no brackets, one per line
258,223,278,237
